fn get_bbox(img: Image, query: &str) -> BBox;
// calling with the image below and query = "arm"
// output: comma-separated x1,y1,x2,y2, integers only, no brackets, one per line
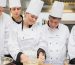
7,26,29,63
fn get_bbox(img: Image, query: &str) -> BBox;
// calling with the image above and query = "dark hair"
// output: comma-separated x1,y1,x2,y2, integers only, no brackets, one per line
49,15,61,20
6,63,15,65
37,48,46,59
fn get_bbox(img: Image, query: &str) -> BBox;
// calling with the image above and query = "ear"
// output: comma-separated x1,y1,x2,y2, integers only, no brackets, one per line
24,12,27,17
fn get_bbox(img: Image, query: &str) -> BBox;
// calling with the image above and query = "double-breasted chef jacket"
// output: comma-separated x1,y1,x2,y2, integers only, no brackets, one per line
38,23,69,65
7,22,41,62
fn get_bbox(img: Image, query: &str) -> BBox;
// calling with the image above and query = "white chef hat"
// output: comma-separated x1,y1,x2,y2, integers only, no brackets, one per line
9,0,21,8
0,0,6,7
50,1,64,18
26,0,44,17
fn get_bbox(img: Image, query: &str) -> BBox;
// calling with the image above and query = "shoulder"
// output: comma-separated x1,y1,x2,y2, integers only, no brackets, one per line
3,12,11,18
59,23,68,28
72,25,75,30
71,25,75,33
59,23,69,31
3,12,13,24
3,12,13,22
41,24,49,33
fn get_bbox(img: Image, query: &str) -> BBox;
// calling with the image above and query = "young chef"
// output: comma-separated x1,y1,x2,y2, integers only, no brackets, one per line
7,0,44,65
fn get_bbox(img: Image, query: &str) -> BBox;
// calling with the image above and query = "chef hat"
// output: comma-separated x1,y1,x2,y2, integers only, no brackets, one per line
0,0,6,7
50,1,64,18
26,0,44,17
9,0,21,8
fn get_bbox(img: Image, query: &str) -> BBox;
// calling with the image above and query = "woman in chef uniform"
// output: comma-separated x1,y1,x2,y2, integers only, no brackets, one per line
68,26,75,64
0,0,12,64
38,1,69,65
7,0,44,65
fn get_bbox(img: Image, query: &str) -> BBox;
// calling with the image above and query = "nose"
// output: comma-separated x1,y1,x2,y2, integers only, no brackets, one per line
15,9,18,13
33,18,36,22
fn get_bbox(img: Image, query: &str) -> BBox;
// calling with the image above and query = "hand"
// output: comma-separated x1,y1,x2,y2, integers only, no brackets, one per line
38,52,45,63
20,54,30,63
39,63,53,65
64,60,69,65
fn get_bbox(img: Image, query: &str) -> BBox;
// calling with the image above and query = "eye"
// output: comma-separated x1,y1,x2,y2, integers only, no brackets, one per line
12,8,21,11
31,15,35,18
17,8,21,10
35,17,38,20
31,15,38,20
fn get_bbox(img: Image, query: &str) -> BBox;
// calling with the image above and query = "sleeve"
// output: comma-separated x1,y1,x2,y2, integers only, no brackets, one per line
37,29,48,52
1,14,13,55
7,26,22,61
38,38,48,51
65,26,70,60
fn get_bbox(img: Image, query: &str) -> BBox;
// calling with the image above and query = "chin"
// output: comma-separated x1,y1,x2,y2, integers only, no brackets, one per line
0,13,2,16
29,23,34,25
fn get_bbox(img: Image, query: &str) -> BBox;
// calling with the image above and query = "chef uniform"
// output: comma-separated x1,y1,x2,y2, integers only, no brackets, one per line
0,0,12,64
7,0,44,65
4,0,23,59
38,1,69,65
68,26,75,64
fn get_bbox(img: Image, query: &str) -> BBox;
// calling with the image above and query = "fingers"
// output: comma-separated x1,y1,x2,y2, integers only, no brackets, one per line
38,52,45,62
20,54,30,63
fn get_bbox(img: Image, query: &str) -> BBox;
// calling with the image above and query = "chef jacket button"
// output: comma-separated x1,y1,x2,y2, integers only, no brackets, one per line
23,37,24,39
56,58,58,59
50,42,51,45
51,58,52,59
4,31,7,33
32,29,33,31
56,42,58,44
56,50,58,52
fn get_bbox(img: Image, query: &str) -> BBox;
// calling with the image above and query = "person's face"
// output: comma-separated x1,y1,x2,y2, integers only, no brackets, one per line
25,13,38,25
48,16,60,29
0,6,4,16
10,7,21,18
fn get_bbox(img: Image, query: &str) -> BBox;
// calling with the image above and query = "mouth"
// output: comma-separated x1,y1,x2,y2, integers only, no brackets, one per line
15,14,18,15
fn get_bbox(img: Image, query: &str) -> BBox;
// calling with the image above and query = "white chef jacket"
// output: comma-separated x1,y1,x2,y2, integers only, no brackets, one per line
68,25,75,59
4,15,23,56
7,22,41,61
38,23,69,65
0,12,12,63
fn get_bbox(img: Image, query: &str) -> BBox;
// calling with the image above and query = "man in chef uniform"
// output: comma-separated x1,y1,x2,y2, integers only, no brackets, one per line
38,1,69,65
7,0,44,65
68,25,75,64
0,0,13,64
4,0,23,60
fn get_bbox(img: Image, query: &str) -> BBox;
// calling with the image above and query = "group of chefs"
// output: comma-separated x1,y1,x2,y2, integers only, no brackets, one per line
0,0,75,65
